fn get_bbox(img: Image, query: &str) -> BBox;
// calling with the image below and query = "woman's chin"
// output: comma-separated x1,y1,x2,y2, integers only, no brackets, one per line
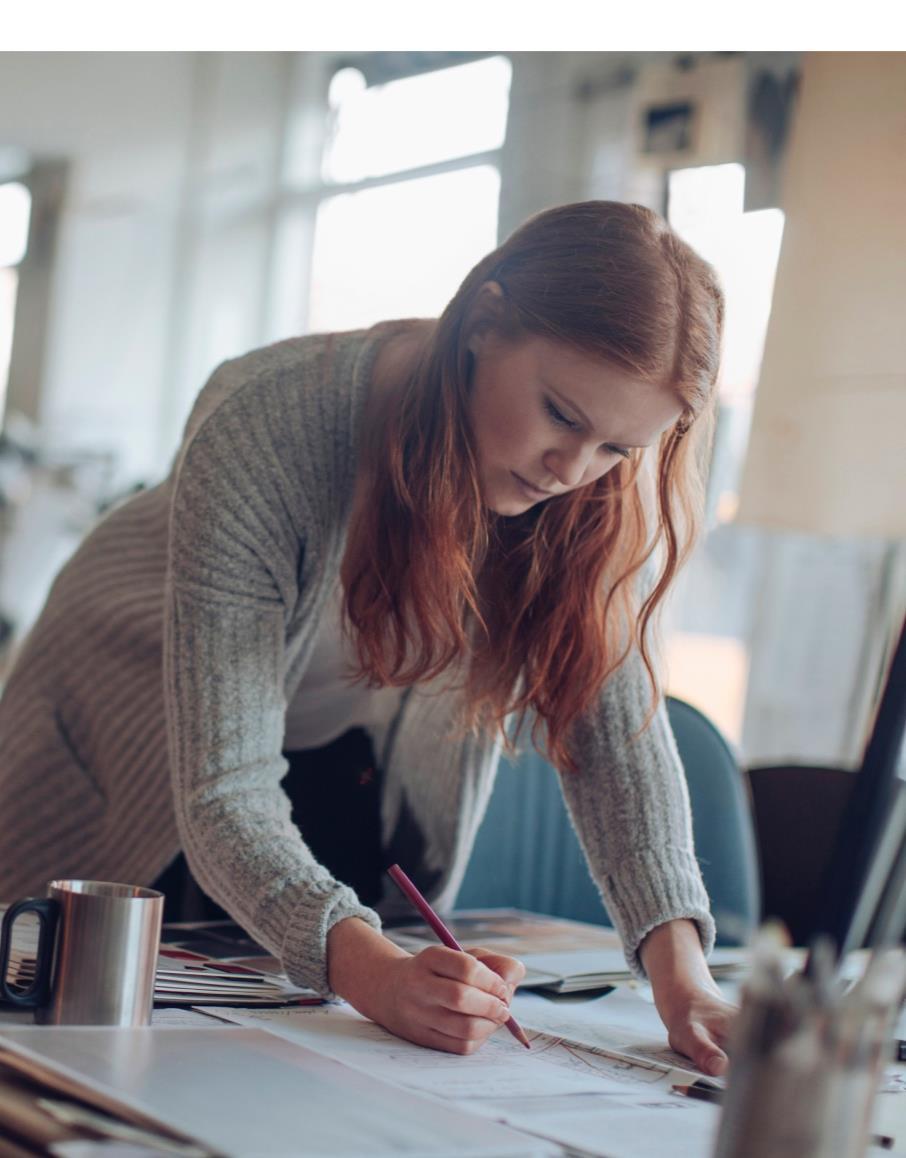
485,495,537,517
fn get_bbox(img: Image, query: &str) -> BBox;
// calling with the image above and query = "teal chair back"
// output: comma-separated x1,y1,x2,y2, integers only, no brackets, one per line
456,696,760,945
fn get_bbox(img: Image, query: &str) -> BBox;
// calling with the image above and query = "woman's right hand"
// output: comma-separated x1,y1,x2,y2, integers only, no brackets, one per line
326,917,520,1054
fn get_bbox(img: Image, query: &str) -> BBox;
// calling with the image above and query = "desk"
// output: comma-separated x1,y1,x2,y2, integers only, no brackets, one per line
2,983,905,1158
2,918,906,1158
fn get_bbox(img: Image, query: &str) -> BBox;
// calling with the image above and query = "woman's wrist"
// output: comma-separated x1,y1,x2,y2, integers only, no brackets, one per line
326,916,408,1009
639,918,719,1013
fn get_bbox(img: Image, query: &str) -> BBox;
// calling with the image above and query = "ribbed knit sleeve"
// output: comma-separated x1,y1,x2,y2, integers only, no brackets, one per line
560,649,716,978
163,352,382,996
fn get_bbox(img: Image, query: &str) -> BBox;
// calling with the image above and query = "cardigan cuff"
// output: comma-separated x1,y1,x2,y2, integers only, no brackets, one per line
601,846,717,979
280,883,383,997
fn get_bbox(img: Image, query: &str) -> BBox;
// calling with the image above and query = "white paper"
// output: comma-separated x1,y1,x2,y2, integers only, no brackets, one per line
200,1003,625,1100
0,1026,553,1157
197,1002,733,1157
510,988,714,1081
488,1080,721,1158
150,1007,225,1028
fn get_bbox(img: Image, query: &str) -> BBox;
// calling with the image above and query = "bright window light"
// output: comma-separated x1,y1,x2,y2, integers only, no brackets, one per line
668,164,784,406
0,267,19,419
0,183,31,268
309,165,500,332
323,56,512,184
663,162,786,743
668,160,786,529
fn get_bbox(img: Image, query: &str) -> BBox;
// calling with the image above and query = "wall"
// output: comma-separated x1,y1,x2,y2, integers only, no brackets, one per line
0,52,313,487
5,49,889,769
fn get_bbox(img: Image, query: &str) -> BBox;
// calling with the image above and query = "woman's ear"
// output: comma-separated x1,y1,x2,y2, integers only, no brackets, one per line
465,281,506,355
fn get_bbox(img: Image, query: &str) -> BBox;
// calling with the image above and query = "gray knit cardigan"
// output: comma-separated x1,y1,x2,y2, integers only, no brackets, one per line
0,325,715,994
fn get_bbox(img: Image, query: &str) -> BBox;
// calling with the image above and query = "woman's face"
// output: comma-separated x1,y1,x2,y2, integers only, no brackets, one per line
466,330,683,516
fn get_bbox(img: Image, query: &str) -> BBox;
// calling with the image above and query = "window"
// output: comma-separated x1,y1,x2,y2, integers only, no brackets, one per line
667,163,785,526
0,181,31,421
661,163,785,745
322,57,511,184
306,56,512,333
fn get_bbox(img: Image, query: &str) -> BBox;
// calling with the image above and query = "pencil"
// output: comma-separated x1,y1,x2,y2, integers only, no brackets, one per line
672,1082,723,1105
386,863,531,1050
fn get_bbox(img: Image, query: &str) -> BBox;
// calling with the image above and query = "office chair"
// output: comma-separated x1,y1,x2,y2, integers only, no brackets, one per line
746,763,856,946
456,695,761,946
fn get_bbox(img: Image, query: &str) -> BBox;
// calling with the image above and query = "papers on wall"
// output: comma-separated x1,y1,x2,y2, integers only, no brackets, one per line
0,1026,556,1157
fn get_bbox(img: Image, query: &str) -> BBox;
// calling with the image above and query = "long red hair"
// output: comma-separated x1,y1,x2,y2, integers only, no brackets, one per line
341,201,724,773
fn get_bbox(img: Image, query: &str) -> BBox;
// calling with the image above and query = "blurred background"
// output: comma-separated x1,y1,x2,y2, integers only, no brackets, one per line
0,49,903,772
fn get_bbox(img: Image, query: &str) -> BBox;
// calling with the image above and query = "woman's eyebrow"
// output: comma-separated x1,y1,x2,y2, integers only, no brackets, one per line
545,384,649,449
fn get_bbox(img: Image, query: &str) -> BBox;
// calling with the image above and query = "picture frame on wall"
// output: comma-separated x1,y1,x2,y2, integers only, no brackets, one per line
641,100,697,155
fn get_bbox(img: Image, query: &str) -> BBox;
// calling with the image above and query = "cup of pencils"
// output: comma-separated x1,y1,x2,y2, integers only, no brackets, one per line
713,928,906,1158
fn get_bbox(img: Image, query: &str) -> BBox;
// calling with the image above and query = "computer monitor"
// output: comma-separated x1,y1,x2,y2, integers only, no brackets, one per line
812,615,906,958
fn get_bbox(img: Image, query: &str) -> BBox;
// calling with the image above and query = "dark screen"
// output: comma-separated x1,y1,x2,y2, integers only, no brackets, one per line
812,617,906,956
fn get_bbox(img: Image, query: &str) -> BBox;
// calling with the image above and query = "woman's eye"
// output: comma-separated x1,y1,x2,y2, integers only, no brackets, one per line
543,398,579,429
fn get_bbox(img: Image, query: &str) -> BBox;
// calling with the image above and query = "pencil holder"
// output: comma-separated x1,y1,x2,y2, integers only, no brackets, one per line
712,938,905,1158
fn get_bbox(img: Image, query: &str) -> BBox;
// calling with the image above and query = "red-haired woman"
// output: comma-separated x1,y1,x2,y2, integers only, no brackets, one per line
0,201,735,1073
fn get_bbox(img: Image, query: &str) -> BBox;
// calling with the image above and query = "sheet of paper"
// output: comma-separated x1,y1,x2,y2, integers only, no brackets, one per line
510,988,713,1081
517,949,631,985
482,1079,722,1158
199,1001,734,1157
200,1003,627,1100
151,1007,226,1028
205,1000,732,1158
0,1026,555,1157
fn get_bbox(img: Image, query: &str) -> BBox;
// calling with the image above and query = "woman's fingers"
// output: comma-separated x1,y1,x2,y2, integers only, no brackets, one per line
415,1023,494,1056
669,1020,729,1077
465,946,526,991
428,976,511,1023
402,947,515,1051
418,945,511,1001
428,1003,508,1044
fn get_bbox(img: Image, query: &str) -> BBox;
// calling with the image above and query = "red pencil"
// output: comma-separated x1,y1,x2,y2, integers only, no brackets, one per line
386,863,531,1050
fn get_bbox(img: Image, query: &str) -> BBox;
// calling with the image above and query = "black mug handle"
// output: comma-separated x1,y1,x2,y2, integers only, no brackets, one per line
0,897,59,1007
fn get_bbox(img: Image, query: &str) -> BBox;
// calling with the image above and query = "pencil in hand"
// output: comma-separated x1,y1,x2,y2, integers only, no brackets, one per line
386,863,531,1050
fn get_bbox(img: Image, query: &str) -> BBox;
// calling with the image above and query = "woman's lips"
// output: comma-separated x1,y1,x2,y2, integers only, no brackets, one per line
511,471,554,499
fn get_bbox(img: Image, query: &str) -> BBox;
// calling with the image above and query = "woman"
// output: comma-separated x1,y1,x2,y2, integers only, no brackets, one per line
0,200,735,1072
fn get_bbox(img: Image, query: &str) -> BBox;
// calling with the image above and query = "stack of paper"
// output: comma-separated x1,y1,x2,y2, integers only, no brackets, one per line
0,909,317,1008
154,947,321,1006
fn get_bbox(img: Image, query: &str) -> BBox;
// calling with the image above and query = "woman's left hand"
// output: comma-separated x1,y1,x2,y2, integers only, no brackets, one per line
639,919,738,1078
655,982,737,1077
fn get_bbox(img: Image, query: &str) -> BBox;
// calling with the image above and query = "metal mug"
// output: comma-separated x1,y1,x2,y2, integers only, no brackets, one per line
0,879,163,1025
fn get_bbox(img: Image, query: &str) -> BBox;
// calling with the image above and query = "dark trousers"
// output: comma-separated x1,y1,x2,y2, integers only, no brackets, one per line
153,727,385,922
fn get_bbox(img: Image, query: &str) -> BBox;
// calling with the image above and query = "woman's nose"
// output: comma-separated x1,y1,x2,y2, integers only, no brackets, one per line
543,444,594,489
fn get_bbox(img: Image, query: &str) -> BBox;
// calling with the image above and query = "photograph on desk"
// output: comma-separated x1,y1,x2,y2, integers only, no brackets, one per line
1,33,905,1158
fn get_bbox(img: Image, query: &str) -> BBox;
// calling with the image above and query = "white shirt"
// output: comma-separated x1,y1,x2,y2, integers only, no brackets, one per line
283,583,405,755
